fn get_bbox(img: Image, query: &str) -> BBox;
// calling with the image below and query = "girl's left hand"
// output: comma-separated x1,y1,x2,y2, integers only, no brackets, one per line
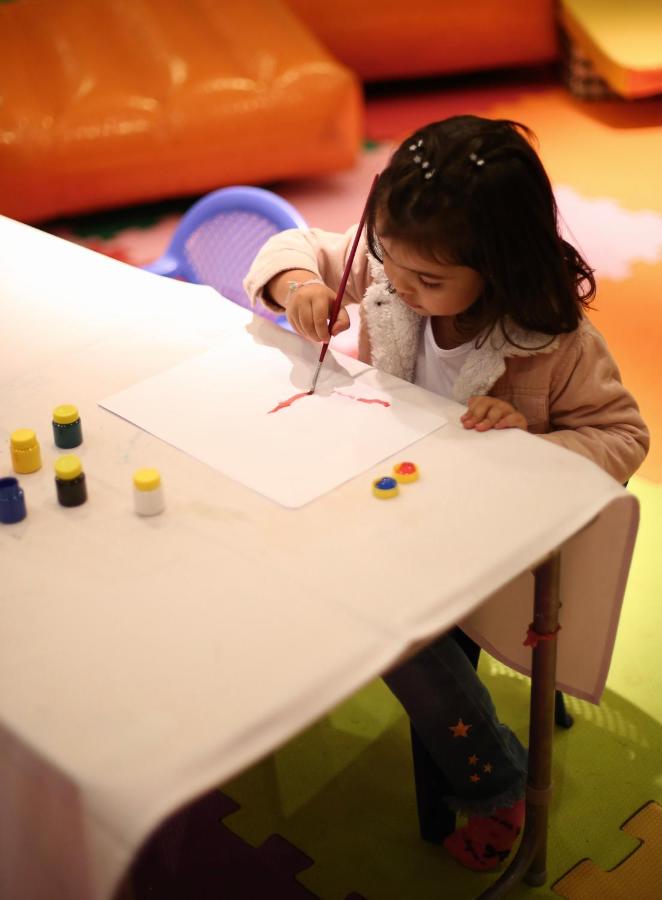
461,396,528,432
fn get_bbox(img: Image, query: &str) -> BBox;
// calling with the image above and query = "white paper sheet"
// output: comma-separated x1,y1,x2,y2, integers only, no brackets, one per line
99,318,447,507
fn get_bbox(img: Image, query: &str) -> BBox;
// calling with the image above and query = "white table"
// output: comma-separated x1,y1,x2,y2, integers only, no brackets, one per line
0,217,638,900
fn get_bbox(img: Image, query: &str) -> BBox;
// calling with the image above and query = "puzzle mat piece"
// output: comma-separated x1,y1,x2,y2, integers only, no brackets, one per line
221,679,486,900
551,801,662,899
128,789,365,899
220,643,662,900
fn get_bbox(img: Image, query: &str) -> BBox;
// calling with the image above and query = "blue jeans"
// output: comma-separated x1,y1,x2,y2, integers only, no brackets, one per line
383,631,528,816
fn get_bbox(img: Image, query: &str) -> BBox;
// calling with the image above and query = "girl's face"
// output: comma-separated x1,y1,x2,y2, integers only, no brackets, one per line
379,234,484,317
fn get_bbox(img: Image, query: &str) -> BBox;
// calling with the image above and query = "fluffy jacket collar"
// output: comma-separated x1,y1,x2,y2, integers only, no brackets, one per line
363,257,560,404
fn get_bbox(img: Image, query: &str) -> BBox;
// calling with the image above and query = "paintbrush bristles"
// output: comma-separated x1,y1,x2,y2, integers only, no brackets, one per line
309,359,323,395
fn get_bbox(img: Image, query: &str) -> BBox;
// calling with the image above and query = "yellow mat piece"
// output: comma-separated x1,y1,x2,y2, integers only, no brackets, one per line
552,801,662,899
560,0,662,97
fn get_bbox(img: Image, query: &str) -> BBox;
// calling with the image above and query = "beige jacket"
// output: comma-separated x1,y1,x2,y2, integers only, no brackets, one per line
244,226,649,485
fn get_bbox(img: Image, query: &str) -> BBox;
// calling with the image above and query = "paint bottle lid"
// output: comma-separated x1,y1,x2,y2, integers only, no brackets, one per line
133,468,161,492
393,461,419,483
53,404,80,425
11,428,38,450
372,476,399,499
55,455,82,481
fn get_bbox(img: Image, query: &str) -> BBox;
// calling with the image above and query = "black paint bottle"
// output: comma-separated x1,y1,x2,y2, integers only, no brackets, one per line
54,455,88,507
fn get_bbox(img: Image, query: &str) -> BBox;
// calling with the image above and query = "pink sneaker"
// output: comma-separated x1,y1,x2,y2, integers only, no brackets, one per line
443,799,525,871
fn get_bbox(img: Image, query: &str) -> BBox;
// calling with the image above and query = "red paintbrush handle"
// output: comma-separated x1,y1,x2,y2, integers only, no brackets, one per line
318,173,380,363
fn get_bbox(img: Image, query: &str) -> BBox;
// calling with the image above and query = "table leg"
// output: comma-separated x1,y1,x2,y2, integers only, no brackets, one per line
477,550,561,899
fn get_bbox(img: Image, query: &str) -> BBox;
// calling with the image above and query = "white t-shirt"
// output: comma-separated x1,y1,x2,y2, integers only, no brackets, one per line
414,318,474,398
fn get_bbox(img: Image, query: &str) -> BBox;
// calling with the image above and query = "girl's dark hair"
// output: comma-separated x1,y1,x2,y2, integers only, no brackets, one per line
366,116,595,345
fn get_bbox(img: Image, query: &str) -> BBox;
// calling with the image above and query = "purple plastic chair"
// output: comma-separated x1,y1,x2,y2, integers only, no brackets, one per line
143,186,307,323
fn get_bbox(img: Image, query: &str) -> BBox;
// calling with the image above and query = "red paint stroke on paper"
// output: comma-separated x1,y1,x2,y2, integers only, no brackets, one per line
333,391,391,407
268,390,391,414
267,391,312,414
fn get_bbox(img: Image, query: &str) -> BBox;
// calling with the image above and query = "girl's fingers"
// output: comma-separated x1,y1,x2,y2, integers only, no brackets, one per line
462,392,528,432
297,301,321,342
312,298,331,342
485,405,504,424
474,407,506,430
290,293,349,342
462,398,523,430
288,288,341,342
286,306,303,337
331,307,350,335
494,413,527,430
462,398,490,424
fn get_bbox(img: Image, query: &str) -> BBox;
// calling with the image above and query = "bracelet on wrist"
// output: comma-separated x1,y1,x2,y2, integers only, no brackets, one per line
285,277,324,304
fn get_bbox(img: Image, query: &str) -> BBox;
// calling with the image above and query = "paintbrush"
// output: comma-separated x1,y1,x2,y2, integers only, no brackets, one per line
309,173,380,394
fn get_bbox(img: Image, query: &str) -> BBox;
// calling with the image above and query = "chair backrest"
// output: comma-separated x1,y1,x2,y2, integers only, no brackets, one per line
144,186,307,321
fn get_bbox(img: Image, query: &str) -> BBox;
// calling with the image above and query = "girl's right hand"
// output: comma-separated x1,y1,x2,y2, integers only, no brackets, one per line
286,282,351,343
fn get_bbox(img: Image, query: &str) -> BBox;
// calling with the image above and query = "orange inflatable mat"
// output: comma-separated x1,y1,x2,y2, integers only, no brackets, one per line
287,0,558,82
0,0,361,223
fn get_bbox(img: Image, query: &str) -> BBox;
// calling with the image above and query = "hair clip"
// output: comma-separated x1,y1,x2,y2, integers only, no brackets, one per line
469,152,485,167
409,139,435,180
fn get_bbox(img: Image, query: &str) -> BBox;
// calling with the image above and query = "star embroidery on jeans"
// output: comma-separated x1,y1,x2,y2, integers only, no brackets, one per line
449,718,472,738
468,754,479,765
470,773,481,783
483,763,493,773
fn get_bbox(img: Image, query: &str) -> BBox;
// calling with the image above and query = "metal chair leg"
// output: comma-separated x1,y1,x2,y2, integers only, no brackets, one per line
410,723,457,842
554,690,574,729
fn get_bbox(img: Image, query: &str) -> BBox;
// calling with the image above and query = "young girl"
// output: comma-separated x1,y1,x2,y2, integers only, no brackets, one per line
244,116,649,872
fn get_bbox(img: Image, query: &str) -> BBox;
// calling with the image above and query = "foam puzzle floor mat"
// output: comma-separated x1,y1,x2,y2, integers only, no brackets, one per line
552,801,662,899
121,789,366,900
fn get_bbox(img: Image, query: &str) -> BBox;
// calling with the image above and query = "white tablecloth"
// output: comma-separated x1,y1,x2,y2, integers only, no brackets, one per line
0,217,638,900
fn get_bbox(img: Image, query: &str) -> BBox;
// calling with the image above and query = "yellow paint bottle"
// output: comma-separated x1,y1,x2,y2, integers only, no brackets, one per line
10,429,42,474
